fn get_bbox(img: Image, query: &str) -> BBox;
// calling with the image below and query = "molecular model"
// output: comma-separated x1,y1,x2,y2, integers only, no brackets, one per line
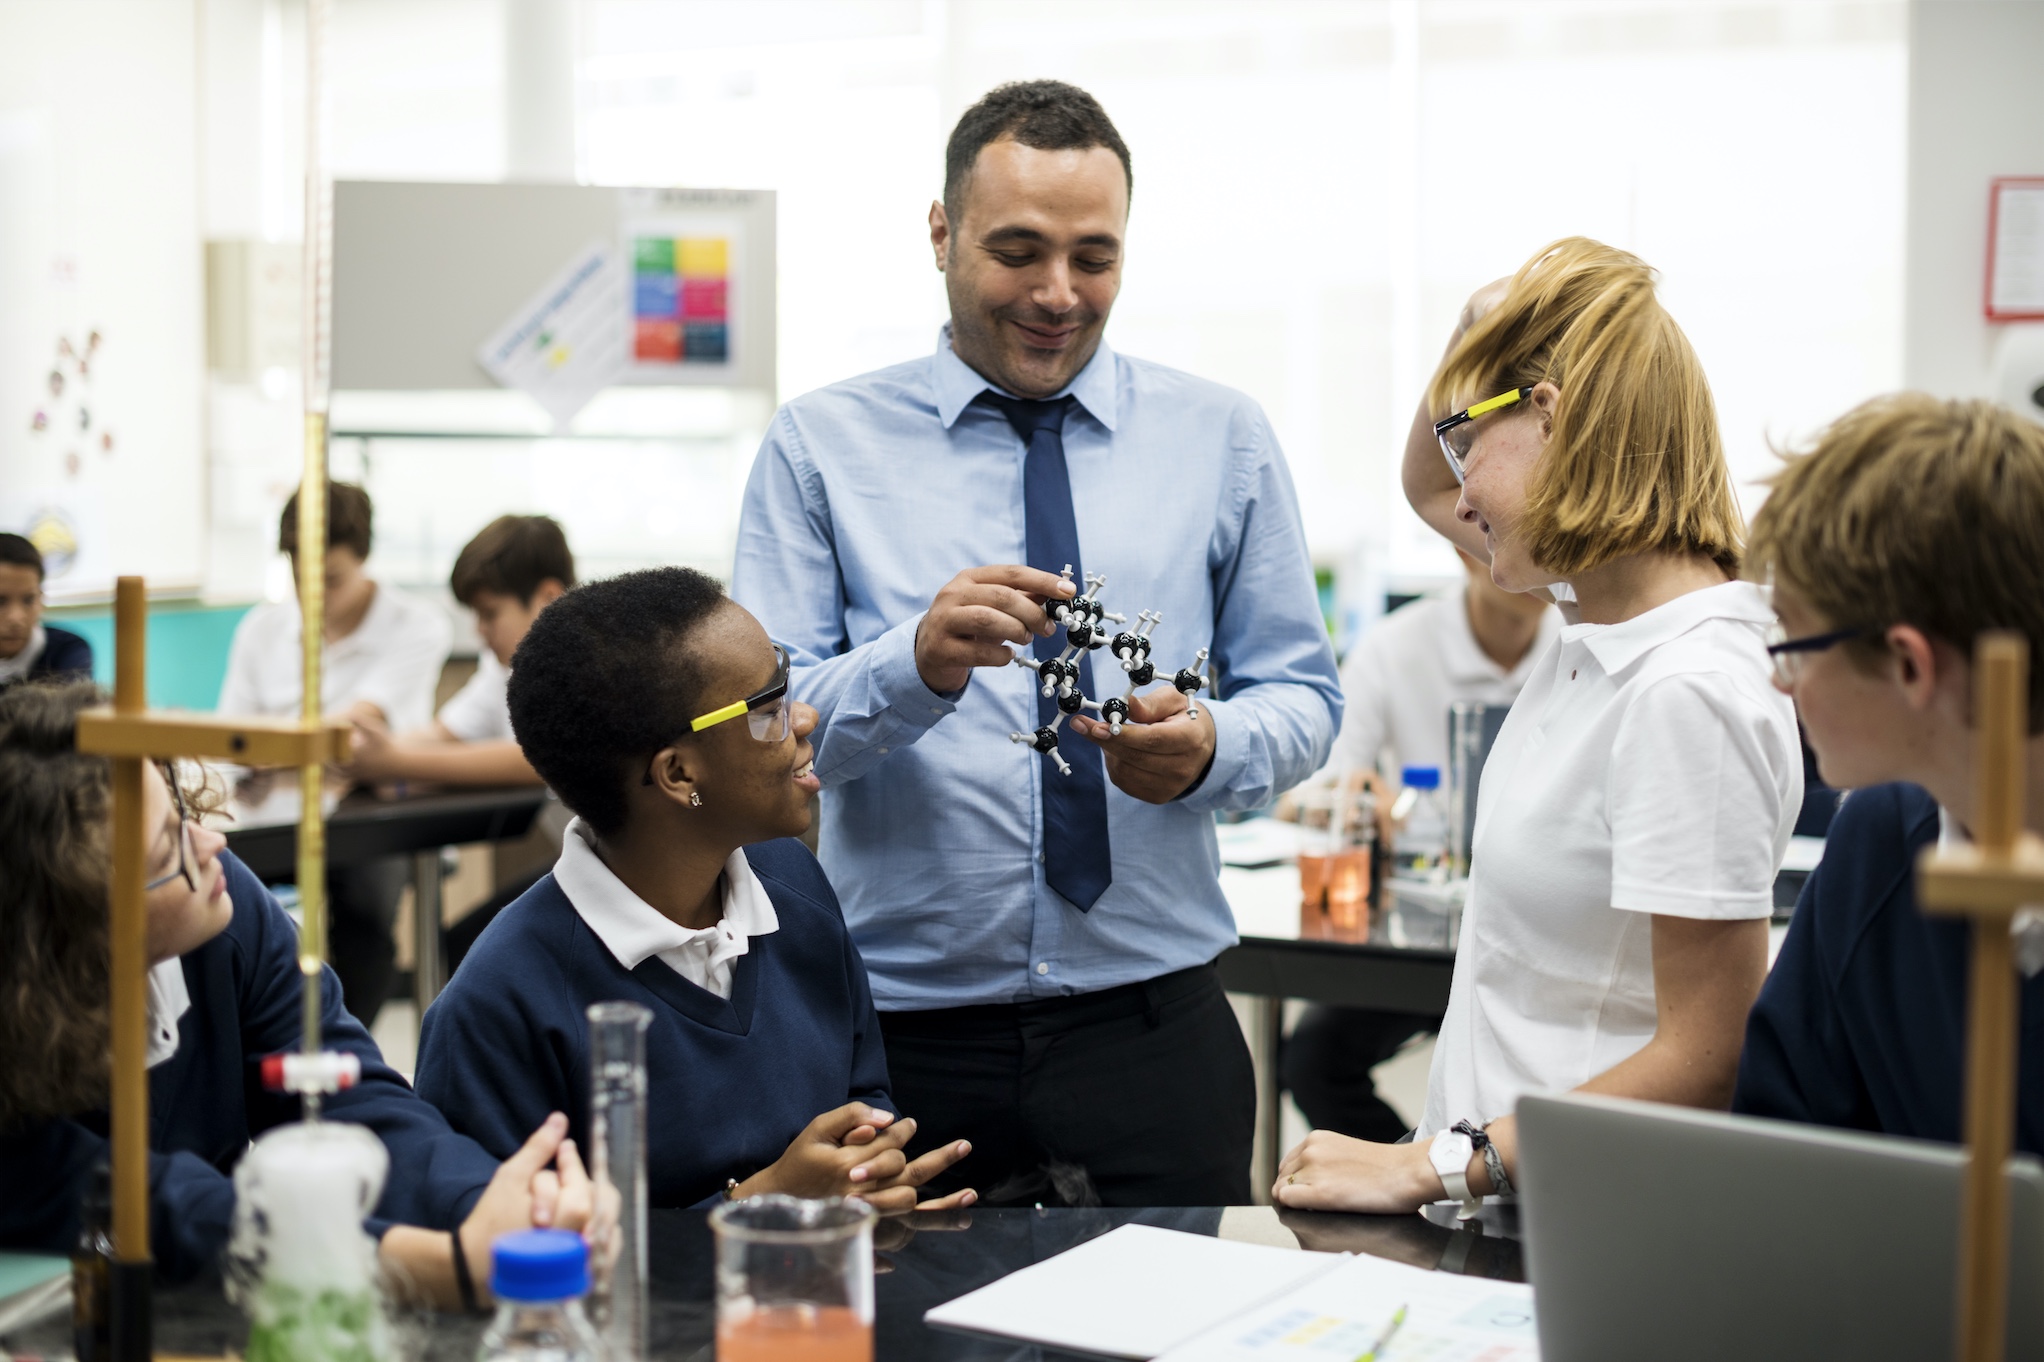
1009,566,1211,776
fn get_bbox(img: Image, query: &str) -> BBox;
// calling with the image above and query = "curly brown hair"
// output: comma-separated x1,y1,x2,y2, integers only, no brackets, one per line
0,683,226,1130
0,681,115,1128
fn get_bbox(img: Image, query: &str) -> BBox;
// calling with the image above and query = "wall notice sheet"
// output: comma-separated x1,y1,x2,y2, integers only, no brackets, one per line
475,239,627,428
1156,1251,1537,1362
621,193,742,379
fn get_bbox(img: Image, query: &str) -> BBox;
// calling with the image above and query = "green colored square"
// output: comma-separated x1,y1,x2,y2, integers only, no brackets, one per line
633,236,674,272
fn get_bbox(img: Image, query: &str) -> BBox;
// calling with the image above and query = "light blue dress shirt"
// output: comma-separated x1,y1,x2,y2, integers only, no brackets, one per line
732,328,1342,1009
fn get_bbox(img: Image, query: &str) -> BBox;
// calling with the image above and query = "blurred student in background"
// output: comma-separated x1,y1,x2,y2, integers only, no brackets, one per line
1281,548,1557,1142
0,533,93,692
216,480,450,1024
345,514,570,788
343,514,574,972
1277,238,1801,1213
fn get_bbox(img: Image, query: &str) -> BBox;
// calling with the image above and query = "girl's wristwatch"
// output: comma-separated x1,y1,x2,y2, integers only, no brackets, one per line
1428,1128,1481,1220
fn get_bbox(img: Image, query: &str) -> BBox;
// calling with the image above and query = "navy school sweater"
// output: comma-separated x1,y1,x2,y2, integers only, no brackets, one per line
1734,782,2044,1152
0,851,499,1280
414,838,893,1210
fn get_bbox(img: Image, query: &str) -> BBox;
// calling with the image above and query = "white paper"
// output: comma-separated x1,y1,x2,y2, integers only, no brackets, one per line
1992,184,2044,316
475,239,628,429
1156,1252,1538,1362
923,1224,1348,1359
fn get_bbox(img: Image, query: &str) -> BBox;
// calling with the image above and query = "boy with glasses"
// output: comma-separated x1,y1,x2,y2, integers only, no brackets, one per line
1734,393,2044,1151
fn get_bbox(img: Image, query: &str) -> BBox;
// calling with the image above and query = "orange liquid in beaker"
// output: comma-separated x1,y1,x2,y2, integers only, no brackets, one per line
717,1305,873,1362
1299,850,1371,940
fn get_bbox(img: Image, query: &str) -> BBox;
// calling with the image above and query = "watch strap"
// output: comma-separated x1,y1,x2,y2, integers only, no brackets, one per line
1428,1129,1481,1220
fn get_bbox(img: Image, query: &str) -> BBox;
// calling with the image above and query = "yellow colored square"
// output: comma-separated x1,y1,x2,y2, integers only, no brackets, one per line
677,236,728,277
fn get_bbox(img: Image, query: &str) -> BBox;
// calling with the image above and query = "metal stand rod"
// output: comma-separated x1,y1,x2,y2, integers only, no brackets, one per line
412,847,446,1018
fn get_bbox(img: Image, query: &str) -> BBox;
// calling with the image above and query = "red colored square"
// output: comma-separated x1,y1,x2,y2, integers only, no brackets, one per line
681,278,727,320
634,318,681,362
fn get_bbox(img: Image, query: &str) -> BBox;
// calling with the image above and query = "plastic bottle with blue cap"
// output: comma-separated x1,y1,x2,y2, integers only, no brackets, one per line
1393,765,1451,876
478,1229,602,1362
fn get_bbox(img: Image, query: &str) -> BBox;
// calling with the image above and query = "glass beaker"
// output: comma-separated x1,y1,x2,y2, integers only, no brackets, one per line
586,1001,652,1362
711,1196,875,1362
1299,768,1374,941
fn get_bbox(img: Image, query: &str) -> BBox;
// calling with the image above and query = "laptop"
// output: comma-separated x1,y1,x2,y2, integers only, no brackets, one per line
1517,1092,2044,1362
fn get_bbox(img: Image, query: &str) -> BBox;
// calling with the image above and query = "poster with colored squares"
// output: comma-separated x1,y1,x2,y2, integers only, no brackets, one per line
630,225,737,373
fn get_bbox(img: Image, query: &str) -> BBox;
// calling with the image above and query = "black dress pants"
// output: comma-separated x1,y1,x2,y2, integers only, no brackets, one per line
325,855,410,1028
1279,1004,1434,1144
877,962,1255,1208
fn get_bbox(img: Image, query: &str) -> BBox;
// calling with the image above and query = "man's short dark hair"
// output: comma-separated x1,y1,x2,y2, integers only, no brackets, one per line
943,80,1132,221
450,515,577,608
507,567,728,836
278,481,374,560
0,534,43,581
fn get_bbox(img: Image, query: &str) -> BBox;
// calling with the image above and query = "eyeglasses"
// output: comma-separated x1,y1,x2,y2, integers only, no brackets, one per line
642,645,795,785
144,762,198,893
1764,620,1871,688
1433,386,1534,484
691,644,792,742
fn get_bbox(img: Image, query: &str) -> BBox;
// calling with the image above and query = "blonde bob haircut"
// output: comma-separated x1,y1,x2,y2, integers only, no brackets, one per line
1428,237,1743,577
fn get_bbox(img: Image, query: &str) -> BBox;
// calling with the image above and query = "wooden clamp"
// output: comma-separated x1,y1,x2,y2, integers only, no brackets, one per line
1917,632,2044,1362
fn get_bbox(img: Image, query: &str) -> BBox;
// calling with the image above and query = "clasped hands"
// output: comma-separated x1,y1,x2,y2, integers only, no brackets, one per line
915,565,1216,804
728,1102,976,1213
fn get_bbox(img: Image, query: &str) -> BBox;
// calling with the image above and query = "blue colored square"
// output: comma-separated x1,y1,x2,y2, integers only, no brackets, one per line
634,272,677,317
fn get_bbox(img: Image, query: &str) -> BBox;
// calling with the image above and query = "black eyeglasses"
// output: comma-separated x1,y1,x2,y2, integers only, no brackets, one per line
1764,621,1872,688
144,761,197,893
1434,386,1534,484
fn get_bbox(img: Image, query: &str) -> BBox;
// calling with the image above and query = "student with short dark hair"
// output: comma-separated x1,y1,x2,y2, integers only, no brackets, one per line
1734,394,2044,1150
345,514,575,788
217,480,451,1024
0,532,93,691
415,568,976,1212
0,682,592,1306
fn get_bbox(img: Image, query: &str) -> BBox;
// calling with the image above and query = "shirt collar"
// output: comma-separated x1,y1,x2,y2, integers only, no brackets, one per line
1572,580,1772,676
145,957,190,1069
931,321,1120,433
0,625,46,683
553,817,779,973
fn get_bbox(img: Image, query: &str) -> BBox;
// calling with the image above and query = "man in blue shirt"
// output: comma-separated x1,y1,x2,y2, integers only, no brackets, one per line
732,80,1341,1206
1733,393,2044,1149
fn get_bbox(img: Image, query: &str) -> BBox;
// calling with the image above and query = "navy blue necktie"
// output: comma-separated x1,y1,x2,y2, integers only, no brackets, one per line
987,393,1113,912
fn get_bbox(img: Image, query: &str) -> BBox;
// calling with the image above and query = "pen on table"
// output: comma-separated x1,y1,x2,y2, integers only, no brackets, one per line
1352,1302,1407,1362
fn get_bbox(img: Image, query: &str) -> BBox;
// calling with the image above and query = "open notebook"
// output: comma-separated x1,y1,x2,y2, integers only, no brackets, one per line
924,1223,1536,1360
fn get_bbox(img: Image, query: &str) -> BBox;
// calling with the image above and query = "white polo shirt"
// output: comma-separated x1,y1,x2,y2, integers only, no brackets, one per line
437,649,514,742
1419,580,1802,1135
1322,586,1561,778
552,816,780,1000
217,583,451,734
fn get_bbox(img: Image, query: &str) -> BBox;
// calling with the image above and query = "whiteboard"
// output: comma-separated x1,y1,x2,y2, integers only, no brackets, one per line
331,181,776,395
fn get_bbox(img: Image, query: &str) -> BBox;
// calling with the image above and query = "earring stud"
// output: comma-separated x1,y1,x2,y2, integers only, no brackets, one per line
689,792,703,807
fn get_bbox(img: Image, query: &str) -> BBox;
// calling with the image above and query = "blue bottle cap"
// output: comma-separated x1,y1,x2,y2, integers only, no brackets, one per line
1401,765,1441,790
490,1229,589,1302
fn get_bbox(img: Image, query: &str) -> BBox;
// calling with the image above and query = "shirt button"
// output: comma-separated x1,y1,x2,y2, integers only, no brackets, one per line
1035,851,1045,863
876,746,889,755
930,706,942,715
1036,961,1050,975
